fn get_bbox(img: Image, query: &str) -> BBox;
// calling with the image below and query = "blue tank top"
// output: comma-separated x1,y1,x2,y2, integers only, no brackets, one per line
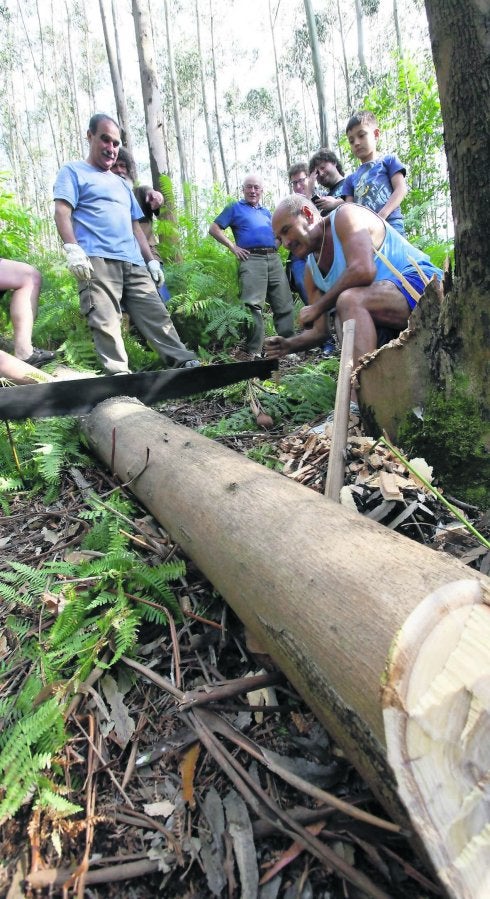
307,208,442,292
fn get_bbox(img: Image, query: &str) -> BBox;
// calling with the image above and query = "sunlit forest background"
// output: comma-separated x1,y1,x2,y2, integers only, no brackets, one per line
0,0,449,244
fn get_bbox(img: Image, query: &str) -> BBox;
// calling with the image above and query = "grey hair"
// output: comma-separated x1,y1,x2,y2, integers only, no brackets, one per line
274,194,320,218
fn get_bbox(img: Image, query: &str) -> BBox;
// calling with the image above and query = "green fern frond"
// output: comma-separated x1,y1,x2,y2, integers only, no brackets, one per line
110,611,140,665
0,697,66,822
33,417,89,487
35,784,82,817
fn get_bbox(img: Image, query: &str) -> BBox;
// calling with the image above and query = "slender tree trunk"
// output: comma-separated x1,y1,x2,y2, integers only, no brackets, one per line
81,0,97,110
64,0,84,156
98,0,133,154
17,0,61,169
162,0,189,190
393,0,413,138
268,0,291,170
303,0,329,146
195,0,218,183
209,0,230,193
131,0,168,188
354,0,366,70
336,0,352,112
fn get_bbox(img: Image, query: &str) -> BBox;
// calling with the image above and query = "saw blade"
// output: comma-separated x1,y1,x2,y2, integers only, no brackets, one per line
0,359,279,421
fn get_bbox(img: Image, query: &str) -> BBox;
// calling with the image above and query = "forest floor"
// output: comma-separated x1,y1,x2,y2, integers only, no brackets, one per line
0,352,488,899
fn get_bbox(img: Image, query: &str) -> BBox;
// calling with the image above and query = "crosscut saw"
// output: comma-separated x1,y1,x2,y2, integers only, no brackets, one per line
0,359,278,422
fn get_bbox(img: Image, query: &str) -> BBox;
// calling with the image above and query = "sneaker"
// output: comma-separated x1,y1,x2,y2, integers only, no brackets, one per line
322,339,336,357
23,348,56,368
180,359,201,368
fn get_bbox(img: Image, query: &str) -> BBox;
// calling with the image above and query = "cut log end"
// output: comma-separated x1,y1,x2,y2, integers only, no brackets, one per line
383,578,490,899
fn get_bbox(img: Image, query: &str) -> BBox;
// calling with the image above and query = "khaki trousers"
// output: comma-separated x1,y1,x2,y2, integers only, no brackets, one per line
239,253,295,354
79,258,195,374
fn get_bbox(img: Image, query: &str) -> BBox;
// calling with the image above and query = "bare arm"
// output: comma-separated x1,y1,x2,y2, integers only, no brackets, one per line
54,199,77,244
263,264,328,359
133,221,155,264
208,221,250,261
299,206,378,326
378,171,407,221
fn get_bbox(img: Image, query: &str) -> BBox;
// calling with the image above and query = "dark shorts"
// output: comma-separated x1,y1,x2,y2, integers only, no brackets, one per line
393,272,427,311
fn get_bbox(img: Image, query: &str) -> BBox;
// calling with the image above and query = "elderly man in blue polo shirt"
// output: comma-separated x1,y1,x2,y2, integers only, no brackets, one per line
209,173,295,357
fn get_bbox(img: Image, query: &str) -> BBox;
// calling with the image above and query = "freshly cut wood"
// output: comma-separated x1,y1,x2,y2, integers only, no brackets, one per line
82,399,490,882
383,579,490,899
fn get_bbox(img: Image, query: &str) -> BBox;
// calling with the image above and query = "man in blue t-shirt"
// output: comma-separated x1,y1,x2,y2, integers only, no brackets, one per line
53,114,198,374
209,174,294,356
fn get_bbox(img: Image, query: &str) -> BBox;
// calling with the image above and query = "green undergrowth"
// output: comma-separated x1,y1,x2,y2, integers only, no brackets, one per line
0,491,185,825
200,358,339,439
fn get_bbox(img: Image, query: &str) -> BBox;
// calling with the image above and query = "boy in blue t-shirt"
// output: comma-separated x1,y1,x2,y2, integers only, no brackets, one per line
342,110,407,235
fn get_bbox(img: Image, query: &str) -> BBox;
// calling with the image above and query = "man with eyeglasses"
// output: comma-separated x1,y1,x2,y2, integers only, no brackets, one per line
209,173,294,358
53,114,199,373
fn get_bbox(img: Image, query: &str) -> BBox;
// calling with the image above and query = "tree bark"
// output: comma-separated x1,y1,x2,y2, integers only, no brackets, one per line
268,0,291,170
392,0,413,138
98,0,134,155
303,0,329,147
195,0,218,184
354,0,366,70
424,0,490,415
209,0,230,193
81,399,489,846
162,0,189,190
131,0,167,189
336,0,352,113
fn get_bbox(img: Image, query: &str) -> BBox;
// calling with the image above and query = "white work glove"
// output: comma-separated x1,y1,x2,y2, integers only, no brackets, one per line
63,243,94,281
147,260,165,288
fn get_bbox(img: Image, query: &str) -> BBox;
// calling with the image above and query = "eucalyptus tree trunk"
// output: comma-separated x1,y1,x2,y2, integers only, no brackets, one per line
354,0,366,70
64,0,84,156
162,0,189,190
81,0,97,110
47,0,67,162
17,0,61,169
131,0,168,188
393,0,413,137
268,0,291,170
303,0,329,147
195,0,218,183
336,0,352,112
209,0,230,193
96,0,134,155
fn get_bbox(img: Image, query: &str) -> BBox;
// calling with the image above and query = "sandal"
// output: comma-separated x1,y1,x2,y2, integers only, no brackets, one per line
23,348,56,368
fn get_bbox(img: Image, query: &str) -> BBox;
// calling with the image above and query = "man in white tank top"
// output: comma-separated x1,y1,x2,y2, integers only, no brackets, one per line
264,197,441,390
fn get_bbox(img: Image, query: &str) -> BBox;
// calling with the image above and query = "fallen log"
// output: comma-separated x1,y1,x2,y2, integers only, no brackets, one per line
82,399,490,898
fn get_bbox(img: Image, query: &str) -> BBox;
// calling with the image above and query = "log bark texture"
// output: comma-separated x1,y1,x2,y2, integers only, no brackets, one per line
82,400,489,833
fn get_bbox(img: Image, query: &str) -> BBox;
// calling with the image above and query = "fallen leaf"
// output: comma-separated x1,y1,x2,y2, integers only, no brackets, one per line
143,800,175,818
100,674,135,748
180,742,200,808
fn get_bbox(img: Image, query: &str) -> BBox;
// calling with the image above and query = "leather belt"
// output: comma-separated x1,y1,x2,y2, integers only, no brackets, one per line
247,247,277,255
